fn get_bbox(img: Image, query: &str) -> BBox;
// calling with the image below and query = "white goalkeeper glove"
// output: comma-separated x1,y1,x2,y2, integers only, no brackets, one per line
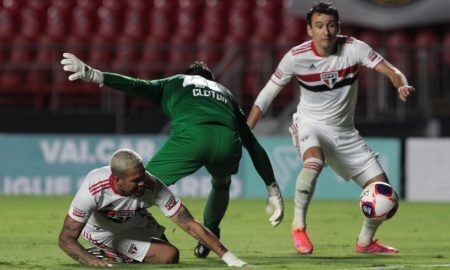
60,52,104,85
222,251,252,267
265,182,284,227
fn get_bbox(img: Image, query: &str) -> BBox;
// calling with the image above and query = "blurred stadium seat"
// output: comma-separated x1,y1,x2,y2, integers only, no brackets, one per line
0,0,447,120
414,28,439,84
0,6,48,111
386,31,412,77
64,6,95,60
2,0,23,13
26,0,50,17
51,0,74,14
0,8,15,62
76,0,101,14
111,7,148,75
443,30,450,66
276,11,307,53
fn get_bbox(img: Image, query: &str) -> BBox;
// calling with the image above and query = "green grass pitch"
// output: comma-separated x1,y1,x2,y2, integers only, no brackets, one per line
1,196,449,269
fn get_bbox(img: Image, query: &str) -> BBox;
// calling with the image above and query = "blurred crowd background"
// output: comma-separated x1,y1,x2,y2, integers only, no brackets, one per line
0,0,449,136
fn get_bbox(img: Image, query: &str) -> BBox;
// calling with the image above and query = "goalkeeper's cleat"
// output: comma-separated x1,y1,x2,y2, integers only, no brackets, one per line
194,242,211,258
292,228,313,254
356,240,398,254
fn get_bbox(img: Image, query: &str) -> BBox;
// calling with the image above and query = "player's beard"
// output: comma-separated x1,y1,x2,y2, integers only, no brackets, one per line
134,187,145,197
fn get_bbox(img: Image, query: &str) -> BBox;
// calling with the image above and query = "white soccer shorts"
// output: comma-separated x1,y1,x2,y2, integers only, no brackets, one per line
82,215,166,262
289,122,384,186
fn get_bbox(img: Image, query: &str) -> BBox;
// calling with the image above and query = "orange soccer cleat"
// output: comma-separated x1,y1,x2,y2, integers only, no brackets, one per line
292,228,313,254
356,240,398,254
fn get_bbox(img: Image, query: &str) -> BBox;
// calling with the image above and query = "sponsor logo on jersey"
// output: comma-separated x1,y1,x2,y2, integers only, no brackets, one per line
368,50,377,62
165,196,177,211
320,71,339,89
274,69,283,79
116,210,135,218
99,209,136,223
127,243,138,255
72,208,87,218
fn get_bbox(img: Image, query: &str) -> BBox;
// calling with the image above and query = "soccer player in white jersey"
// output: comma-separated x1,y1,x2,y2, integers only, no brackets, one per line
58,148,249,267
247,1,415,254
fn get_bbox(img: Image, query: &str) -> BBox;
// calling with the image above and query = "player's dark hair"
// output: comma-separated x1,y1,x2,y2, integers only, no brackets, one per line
306,1,339,25
184,61,215,81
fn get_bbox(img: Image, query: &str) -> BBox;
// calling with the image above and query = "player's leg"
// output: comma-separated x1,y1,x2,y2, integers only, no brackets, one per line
195,174,231,258
290,124,325,254
143,239,179,264
83,212,176,263
353,169,398,253
292,148,324,254
333,129,398,253
195,125,241,258
145,131,205,186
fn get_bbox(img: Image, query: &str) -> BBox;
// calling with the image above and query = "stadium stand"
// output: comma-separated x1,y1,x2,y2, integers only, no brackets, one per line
0,0,449,134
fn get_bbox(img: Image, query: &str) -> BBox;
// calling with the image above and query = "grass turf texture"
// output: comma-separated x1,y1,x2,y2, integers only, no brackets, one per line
0,196,449,269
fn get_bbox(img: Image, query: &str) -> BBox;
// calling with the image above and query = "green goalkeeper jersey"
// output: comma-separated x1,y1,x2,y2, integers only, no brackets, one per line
104,73,239,135
103,72,276,186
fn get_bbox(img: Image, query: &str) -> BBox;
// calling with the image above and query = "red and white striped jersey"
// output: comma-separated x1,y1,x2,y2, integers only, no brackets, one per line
272,36,384,128
68,166,181,233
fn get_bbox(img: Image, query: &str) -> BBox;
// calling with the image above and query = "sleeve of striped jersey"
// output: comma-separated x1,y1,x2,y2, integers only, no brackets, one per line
254,80,283,113
68,181,95,223
354,39,384,69
153,180,182,217
270,51,296,86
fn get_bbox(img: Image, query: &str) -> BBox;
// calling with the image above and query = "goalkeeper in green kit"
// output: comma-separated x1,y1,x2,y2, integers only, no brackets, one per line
61,53,284,258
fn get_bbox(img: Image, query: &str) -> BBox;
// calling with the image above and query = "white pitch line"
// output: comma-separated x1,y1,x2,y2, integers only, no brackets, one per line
338,264,450,270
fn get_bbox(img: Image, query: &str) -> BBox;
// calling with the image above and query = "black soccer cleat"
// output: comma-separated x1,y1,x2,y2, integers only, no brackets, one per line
194,242,211,258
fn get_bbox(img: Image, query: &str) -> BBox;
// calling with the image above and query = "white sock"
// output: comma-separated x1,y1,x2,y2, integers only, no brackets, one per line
292,157,323,229
357,218,383,246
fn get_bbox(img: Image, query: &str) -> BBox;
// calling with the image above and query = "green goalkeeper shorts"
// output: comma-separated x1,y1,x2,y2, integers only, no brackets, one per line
145,124,242,186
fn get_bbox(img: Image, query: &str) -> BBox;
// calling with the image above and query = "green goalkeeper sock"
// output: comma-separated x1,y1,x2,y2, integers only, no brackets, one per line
203,179,231,237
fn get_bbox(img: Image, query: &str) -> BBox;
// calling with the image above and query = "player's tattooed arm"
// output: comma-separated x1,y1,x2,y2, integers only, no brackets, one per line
170,205,228,257
58,215,111,267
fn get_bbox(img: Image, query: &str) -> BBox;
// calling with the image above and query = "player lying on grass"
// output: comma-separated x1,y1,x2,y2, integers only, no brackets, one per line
61,53,284,258
58,148,250,267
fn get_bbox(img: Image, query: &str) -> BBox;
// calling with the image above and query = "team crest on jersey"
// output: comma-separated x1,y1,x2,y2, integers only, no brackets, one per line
320,71,339,89
127,244,138,255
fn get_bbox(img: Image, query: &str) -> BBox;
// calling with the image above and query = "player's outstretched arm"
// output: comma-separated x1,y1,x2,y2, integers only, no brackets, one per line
247,105,264,129
58,215,112,267
170,204,251,267
60,53,104,84
374,60,415,102
231,99,285,227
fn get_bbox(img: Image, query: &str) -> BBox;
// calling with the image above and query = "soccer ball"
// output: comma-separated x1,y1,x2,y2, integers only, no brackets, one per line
359,182,399,220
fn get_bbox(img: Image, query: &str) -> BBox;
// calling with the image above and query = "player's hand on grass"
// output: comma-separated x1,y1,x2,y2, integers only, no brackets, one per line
266,182,284,227
222,251,253,267
87,258,113,267
61,52,104,85
86,246,105,260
